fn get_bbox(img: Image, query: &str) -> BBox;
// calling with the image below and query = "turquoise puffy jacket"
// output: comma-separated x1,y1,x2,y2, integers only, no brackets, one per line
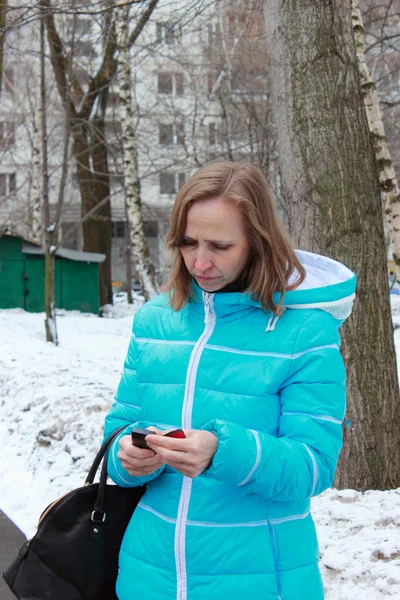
104,250,356,600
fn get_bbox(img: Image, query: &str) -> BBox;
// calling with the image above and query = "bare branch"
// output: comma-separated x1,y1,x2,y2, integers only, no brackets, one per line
129,0,159,47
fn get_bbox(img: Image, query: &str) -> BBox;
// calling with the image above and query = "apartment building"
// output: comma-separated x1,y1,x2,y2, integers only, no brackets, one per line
0,0,270,287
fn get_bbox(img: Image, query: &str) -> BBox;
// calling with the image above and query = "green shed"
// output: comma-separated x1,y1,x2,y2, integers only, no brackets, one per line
0,231,105,314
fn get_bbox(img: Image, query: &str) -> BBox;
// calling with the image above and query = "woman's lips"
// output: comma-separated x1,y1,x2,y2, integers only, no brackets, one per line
196,276,217,282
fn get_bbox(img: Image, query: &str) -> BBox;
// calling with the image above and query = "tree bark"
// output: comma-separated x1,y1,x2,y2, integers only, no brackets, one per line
352,0,400,280
43,0,160,306
264,0,400,489
0,1,7,97
31,98,42,243
116,4,160,301
40,4,58,345
125,222,133,304
43,0,115,306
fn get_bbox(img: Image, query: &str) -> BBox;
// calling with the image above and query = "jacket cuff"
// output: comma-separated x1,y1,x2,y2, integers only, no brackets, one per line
200,419,269,486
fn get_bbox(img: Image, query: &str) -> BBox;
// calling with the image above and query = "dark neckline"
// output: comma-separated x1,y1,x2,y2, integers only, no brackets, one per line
195,275,248,294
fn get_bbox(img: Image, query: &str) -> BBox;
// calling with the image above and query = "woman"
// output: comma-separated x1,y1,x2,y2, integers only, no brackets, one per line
104,162,356,600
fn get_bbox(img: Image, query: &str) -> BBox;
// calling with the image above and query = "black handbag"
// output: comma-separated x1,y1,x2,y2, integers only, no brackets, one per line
2,426,145,600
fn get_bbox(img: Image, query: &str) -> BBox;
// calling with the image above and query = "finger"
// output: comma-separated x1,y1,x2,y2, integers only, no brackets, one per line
120,438,156,459
117,449,161,468
146,434,189,452
148,445,190,464
147,426,165,435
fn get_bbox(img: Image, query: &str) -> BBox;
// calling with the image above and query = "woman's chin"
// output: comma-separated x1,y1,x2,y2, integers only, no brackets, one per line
195,277,224,291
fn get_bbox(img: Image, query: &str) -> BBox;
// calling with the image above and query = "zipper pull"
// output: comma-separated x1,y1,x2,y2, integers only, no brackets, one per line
204,293,210,324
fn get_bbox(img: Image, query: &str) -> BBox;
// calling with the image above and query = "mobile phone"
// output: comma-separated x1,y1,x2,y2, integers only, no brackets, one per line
131,428,156,449
164,429,186,439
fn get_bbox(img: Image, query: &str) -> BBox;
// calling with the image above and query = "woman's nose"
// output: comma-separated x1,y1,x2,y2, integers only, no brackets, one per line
194,249,213,272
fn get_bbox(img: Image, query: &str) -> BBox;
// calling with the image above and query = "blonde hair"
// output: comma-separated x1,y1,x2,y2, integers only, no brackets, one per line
164,162,305,314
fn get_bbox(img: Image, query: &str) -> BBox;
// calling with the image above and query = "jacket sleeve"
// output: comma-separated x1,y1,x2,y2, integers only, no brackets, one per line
201,311,346,501
103,312,166,488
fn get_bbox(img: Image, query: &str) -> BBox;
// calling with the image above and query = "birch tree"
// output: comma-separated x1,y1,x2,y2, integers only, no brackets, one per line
31,98,42,242
42,0,159,306
40,3,58,345
352,0,400,280
116,3,160,300
264,0,400,490
0,1,7,96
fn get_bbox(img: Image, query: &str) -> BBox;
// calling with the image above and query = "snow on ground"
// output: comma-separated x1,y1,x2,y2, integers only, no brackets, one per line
0,302,400,599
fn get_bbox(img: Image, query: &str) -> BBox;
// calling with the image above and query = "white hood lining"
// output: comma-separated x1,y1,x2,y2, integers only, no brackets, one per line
290,250,354,291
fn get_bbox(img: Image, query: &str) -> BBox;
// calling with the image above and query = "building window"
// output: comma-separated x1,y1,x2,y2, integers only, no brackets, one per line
61,221,79,249
157,72,184,96
75,17,91,35
159,122,184,146
160,171,185,194
0,122,15,147
9,173,16,192
208,22,221,47
160,172,175,194
159,123,173,145
175,73,184,96
208,72,216,94
143,221,158,237
209,123,216,145
0,174,6,196
176,122,185,145
0,173,16,196
111,221,126,238
110,173,124,189
4,67,14,95
158,73,172,94
156,22,181,45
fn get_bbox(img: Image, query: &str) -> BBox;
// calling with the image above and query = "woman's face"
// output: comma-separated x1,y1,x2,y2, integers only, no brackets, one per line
180,196,250,292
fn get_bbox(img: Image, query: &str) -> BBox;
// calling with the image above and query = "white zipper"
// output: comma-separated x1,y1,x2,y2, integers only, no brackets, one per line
175,291,216,600
286,292,355,310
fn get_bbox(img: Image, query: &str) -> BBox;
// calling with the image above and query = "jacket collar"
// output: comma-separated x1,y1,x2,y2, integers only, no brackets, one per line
188,279,260,321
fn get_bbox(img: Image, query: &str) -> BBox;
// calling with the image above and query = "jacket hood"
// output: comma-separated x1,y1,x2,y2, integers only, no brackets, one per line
191,250,356,326
279,250,356,322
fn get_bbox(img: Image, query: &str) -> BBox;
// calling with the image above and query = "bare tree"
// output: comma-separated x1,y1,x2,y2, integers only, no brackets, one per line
41,0,159,306
31,95,42,242
116,2,160,300
264,0,400,490
352,0,400,281
39,2,58,344
0,1,7,95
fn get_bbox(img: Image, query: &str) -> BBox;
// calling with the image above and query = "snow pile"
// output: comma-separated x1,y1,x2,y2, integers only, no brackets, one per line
0,307,400,599
0,308,133,533
100,291,144,319
313,488,400,598
390,294,400,317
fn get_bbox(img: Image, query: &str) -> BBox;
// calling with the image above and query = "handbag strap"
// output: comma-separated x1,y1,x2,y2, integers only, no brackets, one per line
87,425,132,523
85,425,127,485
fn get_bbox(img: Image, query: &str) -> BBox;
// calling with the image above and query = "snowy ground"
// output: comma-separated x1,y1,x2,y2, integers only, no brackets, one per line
0,298,399,599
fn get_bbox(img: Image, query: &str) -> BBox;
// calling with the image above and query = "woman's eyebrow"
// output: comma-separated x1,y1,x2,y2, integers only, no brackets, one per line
183,235,234,244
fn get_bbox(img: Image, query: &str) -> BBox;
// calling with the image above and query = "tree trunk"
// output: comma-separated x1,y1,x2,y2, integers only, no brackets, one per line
116,5,160,301
43,0,160,307
90,92,112,305
264,0,400,489
43,0,115,307
0,1,7,97
40,5,58,345
125,223,133,304
31,97,42,243
352,0,400,281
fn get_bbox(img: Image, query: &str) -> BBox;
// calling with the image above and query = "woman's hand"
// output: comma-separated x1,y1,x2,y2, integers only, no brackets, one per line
145,429,218,478
118,427,165,477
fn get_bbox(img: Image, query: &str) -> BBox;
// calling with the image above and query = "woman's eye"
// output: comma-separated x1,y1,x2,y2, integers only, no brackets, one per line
181,239,196,246
213,244,229,251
